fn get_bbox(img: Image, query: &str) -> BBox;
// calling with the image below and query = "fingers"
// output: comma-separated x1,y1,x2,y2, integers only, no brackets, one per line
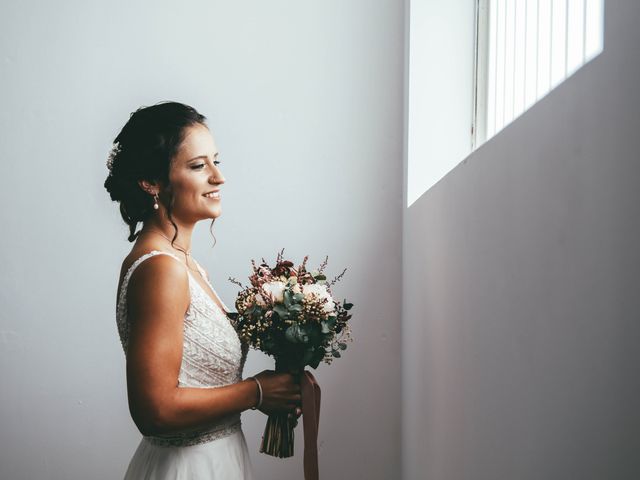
253,370,302,415
287,407,303,427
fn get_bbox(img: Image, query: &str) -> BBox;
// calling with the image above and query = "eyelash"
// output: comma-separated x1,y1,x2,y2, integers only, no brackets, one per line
191,160,221,170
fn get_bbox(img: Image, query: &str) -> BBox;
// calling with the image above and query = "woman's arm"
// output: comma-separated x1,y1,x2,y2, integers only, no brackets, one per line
125,255,300,436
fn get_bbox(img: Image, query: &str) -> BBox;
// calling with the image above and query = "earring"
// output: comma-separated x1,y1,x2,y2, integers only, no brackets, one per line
153,193,159,210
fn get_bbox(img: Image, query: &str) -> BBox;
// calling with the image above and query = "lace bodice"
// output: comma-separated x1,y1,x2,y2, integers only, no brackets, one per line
116,250,248,447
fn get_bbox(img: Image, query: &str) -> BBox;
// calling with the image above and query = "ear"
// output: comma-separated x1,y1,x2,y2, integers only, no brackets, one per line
138,179,161,195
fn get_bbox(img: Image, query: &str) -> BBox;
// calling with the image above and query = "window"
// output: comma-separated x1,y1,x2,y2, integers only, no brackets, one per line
473,0,605,148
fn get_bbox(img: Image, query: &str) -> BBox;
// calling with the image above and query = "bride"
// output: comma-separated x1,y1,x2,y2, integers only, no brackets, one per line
104,101,302,479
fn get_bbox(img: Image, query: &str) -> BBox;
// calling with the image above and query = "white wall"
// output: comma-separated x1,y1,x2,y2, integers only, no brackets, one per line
0,1,404,478
403,0,640,478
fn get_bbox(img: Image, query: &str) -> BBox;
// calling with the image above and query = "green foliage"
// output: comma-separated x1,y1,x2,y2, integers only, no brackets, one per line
309,349,324,369
283,290,293,308
285,324,309,343
273,304,288,319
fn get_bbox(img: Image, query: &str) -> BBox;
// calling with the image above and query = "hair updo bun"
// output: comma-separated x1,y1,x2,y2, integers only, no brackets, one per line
104,101,207,242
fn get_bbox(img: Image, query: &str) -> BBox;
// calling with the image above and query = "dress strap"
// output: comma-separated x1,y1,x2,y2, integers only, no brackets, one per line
191,258,209,281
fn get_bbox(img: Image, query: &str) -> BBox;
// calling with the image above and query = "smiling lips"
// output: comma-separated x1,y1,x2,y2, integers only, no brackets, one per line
203,190,220,199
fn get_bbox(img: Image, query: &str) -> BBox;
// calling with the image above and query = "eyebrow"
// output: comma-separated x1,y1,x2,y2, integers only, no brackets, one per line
186,153,219,163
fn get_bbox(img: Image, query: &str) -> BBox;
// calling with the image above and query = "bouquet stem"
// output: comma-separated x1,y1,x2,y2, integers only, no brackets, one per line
259,412,296,458
259,359,299,458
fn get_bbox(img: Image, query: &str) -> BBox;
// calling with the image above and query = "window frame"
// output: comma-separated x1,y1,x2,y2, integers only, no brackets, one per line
472,0,490,151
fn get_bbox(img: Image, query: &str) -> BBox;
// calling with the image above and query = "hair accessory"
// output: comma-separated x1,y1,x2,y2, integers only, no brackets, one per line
106,142,121,173
248,376,263,410
153,193,159,210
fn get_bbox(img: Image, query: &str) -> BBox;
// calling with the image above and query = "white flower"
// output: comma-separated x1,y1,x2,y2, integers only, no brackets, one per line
302,284,335,313
323,300,336,313
302,283,329,298
291,283,302,294
263,281,286,303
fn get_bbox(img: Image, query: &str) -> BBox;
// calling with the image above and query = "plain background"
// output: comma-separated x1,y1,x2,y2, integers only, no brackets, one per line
0,1,402,479
403,0,640,478
2,0,638,479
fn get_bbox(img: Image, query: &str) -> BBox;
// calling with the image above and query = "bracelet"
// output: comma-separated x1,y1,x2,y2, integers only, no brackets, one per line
248,377,263,410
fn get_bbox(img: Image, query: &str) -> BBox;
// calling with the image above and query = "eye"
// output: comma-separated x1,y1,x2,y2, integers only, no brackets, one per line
214,160,221,166
191,163,205,170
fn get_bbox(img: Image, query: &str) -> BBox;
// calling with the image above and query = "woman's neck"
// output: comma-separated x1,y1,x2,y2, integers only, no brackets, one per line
140,218,195,253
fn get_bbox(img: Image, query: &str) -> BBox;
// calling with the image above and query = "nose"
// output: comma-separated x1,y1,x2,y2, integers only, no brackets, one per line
210,164,225,185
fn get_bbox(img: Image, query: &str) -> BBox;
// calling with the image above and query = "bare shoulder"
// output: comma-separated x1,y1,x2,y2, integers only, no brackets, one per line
118,240,175,285
129,253,188,291
127,253,190,315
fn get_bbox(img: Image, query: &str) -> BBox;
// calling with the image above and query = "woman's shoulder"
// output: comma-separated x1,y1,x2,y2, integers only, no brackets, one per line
118,243,186,292
122,248,190,313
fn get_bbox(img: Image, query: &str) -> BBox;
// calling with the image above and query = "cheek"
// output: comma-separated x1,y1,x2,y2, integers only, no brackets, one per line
167,178,204,206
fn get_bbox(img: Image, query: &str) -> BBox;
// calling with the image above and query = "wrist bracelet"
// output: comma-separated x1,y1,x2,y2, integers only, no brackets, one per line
248,377,263,410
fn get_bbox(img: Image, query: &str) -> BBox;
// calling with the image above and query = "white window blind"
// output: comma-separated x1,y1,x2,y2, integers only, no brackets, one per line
474,0,604,147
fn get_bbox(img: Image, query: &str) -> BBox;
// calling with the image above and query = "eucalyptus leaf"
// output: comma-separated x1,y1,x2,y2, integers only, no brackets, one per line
284,290,293,308
285,324,310,343
285,324,302,343
273,304,288,319
299,325,310,343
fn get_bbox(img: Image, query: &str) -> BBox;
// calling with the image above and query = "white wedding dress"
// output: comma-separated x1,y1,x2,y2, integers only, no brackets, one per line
116,250,255,479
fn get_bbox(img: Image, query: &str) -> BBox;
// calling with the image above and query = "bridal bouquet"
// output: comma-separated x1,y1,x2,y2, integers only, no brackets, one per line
228,249,353,463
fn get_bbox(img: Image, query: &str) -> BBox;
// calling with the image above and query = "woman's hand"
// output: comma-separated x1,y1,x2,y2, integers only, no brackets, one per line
252,370,302,421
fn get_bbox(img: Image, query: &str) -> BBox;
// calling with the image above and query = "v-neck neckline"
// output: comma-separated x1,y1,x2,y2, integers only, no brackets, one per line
185,269,229,314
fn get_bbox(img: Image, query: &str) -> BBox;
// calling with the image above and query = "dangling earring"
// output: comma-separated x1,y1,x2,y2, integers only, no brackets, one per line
153,193,159,210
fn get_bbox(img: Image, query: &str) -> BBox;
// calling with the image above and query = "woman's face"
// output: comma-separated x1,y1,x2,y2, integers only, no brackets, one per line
165,124,225,223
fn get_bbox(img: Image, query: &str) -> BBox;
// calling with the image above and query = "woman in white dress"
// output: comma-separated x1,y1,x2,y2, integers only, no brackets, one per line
105,102,302,479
